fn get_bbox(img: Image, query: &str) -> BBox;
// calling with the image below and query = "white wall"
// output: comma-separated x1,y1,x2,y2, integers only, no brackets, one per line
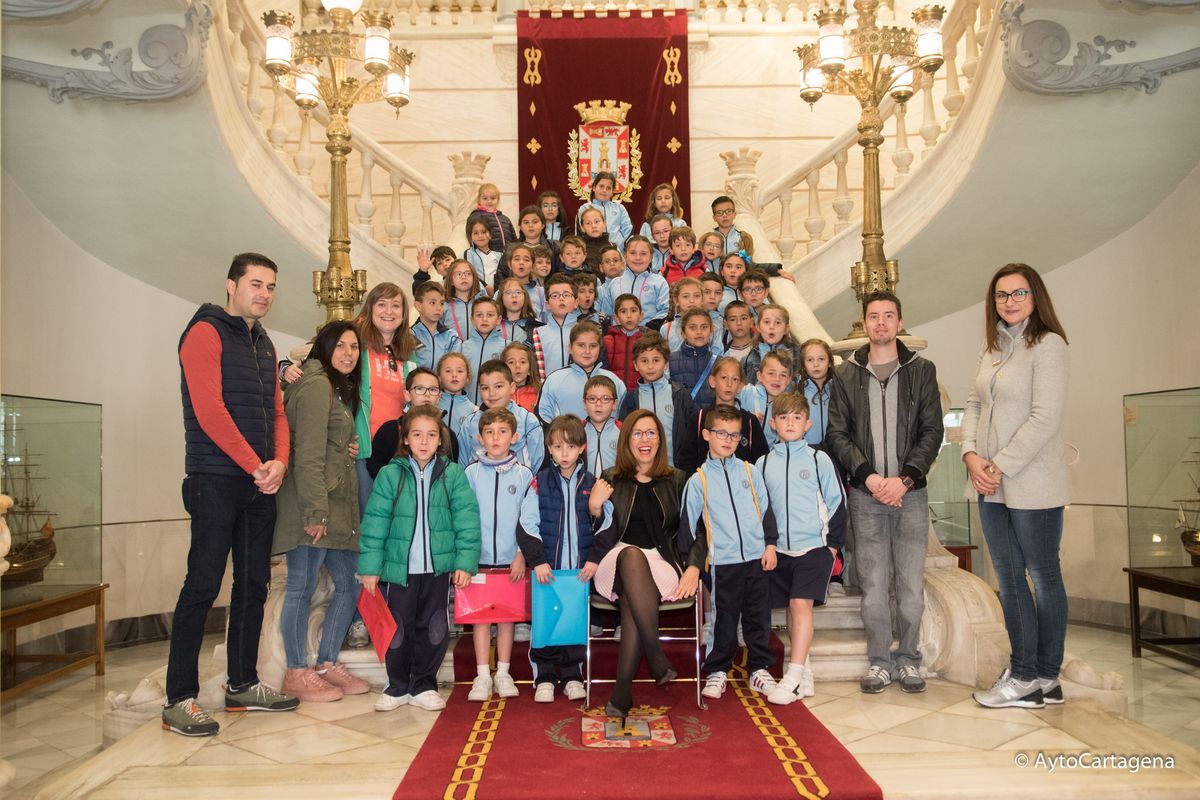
1,173,305,636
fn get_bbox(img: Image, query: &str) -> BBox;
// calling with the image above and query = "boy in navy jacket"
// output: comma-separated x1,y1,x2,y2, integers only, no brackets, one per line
756,392,846,705
678,404,779,702
520,415,614,702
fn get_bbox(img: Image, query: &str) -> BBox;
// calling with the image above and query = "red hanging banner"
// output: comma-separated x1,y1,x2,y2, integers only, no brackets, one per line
516,11,691,226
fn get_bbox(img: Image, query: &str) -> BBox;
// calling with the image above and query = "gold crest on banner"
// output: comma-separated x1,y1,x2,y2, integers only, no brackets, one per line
566,99,643,202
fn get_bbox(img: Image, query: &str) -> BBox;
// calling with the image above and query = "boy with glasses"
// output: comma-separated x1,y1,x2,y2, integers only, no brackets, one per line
677,404,779,700
540,274,580,374
582,376,620,477
711,196,745,256
737,271,772,321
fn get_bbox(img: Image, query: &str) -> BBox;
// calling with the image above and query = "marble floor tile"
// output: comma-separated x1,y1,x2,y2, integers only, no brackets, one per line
217,711,319,742
939,697,1052,728
183,742,281,766
305,738,419,766
888,710,1039,750
814,680,863,697
291,692,378,722
853,680,973,712
333,706,445,741
998,727,1090,752
227,720,387,764
806,695,932,732
87,763,402,799
846,732,976,754
1168,727,1200,751
819,723,877,744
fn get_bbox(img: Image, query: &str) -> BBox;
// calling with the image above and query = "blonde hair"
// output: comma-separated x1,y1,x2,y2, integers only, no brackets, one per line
476,182,500,203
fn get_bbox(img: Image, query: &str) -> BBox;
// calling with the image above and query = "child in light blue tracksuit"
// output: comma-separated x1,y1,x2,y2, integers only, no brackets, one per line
577,171,633,250
459,298,507,405
437,352,478,436
677,405,779,701
463,407,542,702
539,273,580,376
458,359,544,473
537,322,626,425
756,391,846,704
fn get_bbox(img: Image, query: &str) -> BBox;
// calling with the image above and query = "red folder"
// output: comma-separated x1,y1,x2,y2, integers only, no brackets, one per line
357,586,398,663
453,568,531,624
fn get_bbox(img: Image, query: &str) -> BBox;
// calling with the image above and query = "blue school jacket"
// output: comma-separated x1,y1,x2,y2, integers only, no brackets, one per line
585,417,620,478
537,362,626,426
736,383,779,448
439,392,477,440
458,400,545,474
411,320,462,372
539,310,580,375
756,440,846,555
460,327,507,404
599,269,669,324
678,456,777,567
465,454,540,566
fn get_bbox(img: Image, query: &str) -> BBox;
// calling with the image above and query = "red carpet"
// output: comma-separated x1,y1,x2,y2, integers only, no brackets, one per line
400,652,882,800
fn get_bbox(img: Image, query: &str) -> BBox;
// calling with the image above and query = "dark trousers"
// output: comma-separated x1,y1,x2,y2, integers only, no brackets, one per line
381,573,451,697
703,559,773,674
166,473,275,704
530,645,586,686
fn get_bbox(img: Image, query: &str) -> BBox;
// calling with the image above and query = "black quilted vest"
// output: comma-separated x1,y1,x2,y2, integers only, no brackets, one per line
179,303,278,476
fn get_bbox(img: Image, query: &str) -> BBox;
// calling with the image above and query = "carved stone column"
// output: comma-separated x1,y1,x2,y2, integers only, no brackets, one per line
447,151,490,254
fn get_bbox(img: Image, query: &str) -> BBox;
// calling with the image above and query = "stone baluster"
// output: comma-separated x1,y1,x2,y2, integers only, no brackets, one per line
919,73,941,157
877,0,894,23
764,0,782,25
419,192,436,253
941,42,964,126
391,0,413,27
356,150,377,238
776,190,797,263
702,0,721,24
719,148,763,218
227,5,249,85
744,0,763,24
294,112,316,193
804,2,821,22
267,84,289,151
433,1,453,27
782,2,804,23
478,0,498,24
724,1,743,24
448,151,491,249
891,102,914,186
832,147,853,233
386,172,406,257
244,40,266,122
977,0,993,42
803,169,826,253
414,0,433,26
962,1,980,81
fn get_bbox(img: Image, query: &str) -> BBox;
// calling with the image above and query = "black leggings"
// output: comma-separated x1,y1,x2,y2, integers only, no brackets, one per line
609,547,672,712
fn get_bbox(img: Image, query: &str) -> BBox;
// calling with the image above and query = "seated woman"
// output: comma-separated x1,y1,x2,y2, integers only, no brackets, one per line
274,320,370,702
581,409,705,718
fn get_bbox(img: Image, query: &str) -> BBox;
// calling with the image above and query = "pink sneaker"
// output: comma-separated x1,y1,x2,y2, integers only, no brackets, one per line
318,662,370,695
282,667,343,703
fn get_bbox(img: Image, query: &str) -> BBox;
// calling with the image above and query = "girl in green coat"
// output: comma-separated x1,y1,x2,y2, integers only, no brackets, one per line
359,405,481,712
275,321,371,703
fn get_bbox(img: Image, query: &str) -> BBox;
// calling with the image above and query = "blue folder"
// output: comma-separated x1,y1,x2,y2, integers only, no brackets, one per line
531,570,589,648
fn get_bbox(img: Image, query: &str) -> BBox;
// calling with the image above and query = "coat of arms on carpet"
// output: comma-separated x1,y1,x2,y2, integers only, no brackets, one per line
546,705,712,750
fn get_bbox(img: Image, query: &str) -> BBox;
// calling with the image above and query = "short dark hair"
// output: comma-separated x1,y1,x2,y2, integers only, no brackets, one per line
405,366,439,390
772,391,810,417
681,308,712,328
479,406,517,434
862,290,902,319
478,359,514,383
614,293,642,312
430,245,456,263
413,281,445,301
572,272,599,290
738,271,770,291
227,252,278,283
632,332,670,361
472,296,502,315
584,375,617,399
545,273,575,293
723,300,750,319
704,403,742,429
531,244,554,262
560,235,586,253
668,226,697,246
710,196,735,211
547,414,587,447
698,271,724,287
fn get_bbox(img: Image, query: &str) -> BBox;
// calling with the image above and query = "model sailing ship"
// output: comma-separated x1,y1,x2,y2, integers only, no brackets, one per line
0,444,57,585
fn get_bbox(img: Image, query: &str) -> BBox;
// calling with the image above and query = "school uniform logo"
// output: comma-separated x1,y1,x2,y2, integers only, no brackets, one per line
567,100,643,203
799,470,811,480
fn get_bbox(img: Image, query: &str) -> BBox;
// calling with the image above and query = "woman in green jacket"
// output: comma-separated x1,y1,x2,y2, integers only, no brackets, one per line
275,321,371,703
359,405,481,712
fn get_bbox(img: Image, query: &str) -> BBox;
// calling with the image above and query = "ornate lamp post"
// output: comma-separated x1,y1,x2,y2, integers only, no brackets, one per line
261,0,413,324
796,0,944,343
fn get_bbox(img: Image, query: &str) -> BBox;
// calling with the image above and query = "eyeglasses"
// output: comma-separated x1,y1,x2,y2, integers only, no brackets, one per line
385,345,397,372
584,395,615,404
993,289,1032,303
410,385,441,397
706,428,740,442
548,292,574,301
713,209,735,217
741,286,766,295
630,429,658,441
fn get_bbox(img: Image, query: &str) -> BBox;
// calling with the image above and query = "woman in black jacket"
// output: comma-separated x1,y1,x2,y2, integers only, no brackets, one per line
581,409,705,717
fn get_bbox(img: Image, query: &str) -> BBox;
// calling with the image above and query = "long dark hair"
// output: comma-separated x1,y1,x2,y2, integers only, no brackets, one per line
614,409,673,481
311,320,363,416
984,263,1069,352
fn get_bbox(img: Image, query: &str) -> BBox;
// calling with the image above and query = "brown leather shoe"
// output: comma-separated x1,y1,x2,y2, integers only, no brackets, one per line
282,667,343,703
317,661,370,695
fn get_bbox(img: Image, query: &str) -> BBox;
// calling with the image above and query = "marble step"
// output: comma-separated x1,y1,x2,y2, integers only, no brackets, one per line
770,586,864,630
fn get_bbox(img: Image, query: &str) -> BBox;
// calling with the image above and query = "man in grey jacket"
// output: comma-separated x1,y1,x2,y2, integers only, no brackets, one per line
826,291,944,694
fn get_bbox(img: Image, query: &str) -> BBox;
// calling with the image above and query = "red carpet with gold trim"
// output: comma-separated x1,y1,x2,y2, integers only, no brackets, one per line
396,653,882,800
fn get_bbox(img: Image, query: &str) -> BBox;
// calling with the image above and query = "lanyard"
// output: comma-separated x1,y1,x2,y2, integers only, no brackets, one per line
690,355,719,400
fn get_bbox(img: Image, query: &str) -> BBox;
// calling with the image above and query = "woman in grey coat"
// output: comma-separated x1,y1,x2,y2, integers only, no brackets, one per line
274,321,370,702
962,264,1070,710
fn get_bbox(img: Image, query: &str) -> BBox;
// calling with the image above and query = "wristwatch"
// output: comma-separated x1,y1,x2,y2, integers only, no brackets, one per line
900,476,915,491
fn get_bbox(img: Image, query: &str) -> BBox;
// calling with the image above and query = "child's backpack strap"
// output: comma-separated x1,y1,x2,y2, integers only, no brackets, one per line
695,467,712,571
743,461,762,521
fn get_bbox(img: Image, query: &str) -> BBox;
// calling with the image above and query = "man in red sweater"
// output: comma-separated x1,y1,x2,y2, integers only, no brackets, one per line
164,253,298,737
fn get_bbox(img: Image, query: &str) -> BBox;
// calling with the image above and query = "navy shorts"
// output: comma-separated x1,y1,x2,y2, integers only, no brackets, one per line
770,548,837,609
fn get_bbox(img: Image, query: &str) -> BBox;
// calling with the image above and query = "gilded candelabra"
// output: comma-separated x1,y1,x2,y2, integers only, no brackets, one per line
796,0,945,340
261,0,414,324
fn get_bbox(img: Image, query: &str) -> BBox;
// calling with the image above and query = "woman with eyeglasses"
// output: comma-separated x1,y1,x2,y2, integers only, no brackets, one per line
580,409,706,718
962,263,1071,711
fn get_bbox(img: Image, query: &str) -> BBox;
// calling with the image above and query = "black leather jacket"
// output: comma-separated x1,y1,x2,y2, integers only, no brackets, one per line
826,340,944,491
589,468,705,573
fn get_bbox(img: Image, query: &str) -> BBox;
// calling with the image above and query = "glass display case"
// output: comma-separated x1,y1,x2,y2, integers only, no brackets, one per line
929,408,972,550
1124,387,1200,569
1,394,103,596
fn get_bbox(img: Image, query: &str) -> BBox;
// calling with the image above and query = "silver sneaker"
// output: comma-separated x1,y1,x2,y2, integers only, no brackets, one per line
897,665,926,693
973,669,1044,709
1038,677,1064,704
860,665,892,693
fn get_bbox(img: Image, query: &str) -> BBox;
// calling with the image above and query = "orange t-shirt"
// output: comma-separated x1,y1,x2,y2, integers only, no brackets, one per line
367,348,406,437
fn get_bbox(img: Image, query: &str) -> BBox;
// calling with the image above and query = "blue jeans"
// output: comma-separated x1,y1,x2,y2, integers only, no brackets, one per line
356,458,374,513
977,499,1067,681
167,473,275,704
280,546,361,668
849,487,929,670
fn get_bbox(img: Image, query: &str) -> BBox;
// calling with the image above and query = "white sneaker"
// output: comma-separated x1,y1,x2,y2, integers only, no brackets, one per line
467,675,493,702
801,665,815,698
534,683,556,703
374,692,410,712
702,671,728,699
973,669,1044,709
749,669,778,696
514,623,532,643
494,672,519,698
409,690,446,711
767,674,803,705
563,680,586,701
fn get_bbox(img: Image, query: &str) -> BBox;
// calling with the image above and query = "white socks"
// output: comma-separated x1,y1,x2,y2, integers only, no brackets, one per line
786,662,805,682
477,664,490,678
496,661,511,677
